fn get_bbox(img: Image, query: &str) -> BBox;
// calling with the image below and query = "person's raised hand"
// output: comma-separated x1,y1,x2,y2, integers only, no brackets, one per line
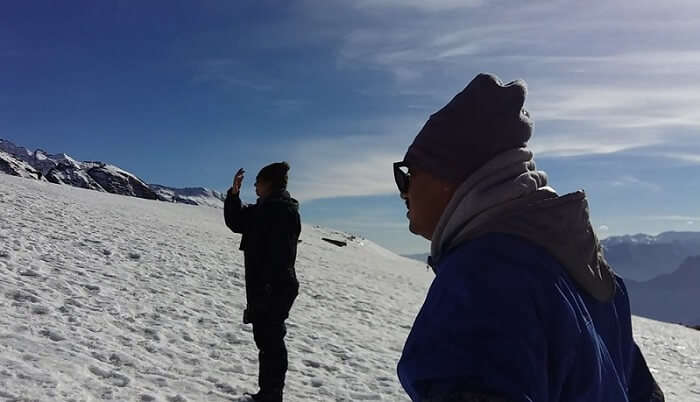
232,168,245,195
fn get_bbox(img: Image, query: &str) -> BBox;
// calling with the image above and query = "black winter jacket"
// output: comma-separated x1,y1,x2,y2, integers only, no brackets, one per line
224,190,301,321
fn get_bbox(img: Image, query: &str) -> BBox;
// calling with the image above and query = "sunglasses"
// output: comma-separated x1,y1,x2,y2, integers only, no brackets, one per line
393,161,410,194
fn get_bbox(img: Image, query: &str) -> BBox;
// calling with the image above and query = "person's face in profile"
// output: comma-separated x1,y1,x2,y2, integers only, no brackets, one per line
401,166,456,241
255,178,273,198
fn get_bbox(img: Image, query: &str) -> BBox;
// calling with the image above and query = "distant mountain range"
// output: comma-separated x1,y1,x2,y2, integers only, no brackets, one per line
602,232,700,281
0,139,225,208
404,232,700,281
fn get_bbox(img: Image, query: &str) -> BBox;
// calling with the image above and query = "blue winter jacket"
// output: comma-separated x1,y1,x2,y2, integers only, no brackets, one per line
398,233,661,402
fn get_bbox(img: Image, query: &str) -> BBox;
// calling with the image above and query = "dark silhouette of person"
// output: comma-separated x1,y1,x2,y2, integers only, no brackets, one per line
224,162,301,402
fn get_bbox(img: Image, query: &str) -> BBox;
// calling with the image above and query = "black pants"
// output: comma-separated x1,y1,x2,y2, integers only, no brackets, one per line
253,319,288,392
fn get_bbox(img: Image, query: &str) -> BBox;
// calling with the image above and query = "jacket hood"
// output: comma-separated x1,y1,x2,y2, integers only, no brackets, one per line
462,191,616,302
260,190,299,212
430,149,616,302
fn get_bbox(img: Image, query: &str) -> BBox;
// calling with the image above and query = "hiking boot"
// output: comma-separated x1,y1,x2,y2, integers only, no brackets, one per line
248,388,283,402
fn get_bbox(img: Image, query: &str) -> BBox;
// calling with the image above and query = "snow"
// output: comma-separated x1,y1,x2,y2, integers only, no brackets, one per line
632,317,700,401
0,174,697,401
150,185,226,209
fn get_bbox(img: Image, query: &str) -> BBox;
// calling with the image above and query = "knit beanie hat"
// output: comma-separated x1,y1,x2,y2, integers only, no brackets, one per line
404,73,533,183
257,161,290,191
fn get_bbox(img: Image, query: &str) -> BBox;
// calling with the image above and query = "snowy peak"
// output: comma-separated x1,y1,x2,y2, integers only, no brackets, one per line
0,139,72,175
0,139,33,160
0,138,224,208
601,231,700,281
603,231,700,247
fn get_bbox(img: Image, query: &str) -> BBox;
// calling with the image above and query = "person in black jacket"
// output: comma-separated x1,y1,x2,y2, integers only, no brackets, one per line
224,162,301,402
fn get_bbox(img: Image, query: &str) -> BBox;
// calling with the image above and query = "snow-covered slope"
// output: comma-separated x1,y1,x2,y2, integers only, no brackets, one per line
0,174,697,401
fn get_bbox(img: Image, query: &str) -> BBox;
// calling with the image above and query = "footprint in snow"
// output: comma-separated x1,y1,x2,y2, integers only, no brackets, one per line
302,359,322,369
19,269,39,277
9,289,40,303
32,305,50,315
88,365,130,387
39,328,66,342
82,283,100,293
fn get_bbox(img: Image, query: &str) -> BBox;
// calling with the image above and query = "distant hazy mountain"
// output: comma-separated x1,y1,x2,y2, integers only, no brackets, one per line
602,232,700,281
402,253,429,263
626,255,700,325
0,139,224,208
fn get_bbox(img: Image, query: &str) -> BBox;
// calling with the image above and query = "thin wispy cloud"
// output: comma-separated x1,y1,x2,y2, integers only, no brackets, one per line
298,0,700,175
354,0,483,12
530,131,663,157
658,152,700,164
530,86,700,128
644,215,700,222
290,134,405,201
610,176,662,192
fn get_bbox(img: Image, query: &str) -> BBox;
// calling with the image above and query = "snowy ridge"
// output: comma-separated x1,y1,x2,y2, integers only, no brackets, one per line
601,231,700,281
0,150,44,181
602,231,700,247
0,138,223,207
0,174,697,401
0,139,33,160
151,184,226,209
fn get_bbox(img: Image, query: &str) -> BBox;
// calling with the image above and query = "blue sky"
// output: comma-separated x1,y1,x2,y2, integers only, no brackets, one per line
3,1,700,254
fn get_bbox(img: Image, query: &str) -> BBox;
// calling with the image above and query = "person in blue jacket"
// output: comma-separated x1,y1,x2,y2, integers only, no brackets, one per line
392,73,664,402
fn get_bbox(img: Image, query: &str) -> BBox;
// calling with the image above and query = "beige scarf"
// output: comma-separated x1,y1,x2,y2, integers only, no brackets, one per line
430,148,616,302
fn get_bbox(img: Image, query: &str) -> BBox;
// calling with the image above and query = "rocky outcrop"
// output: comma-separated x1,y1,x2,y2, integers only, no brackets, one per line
0,150,44,181
83,162,157,200
45,162,105,191
1,138,224,207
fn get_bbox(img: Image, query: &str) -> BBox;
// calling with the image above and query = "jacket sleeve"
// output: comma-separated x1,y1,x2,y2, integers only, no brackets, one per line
398,249,547,402
423,392,510,401
628,344,665,402
224,190,253,234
